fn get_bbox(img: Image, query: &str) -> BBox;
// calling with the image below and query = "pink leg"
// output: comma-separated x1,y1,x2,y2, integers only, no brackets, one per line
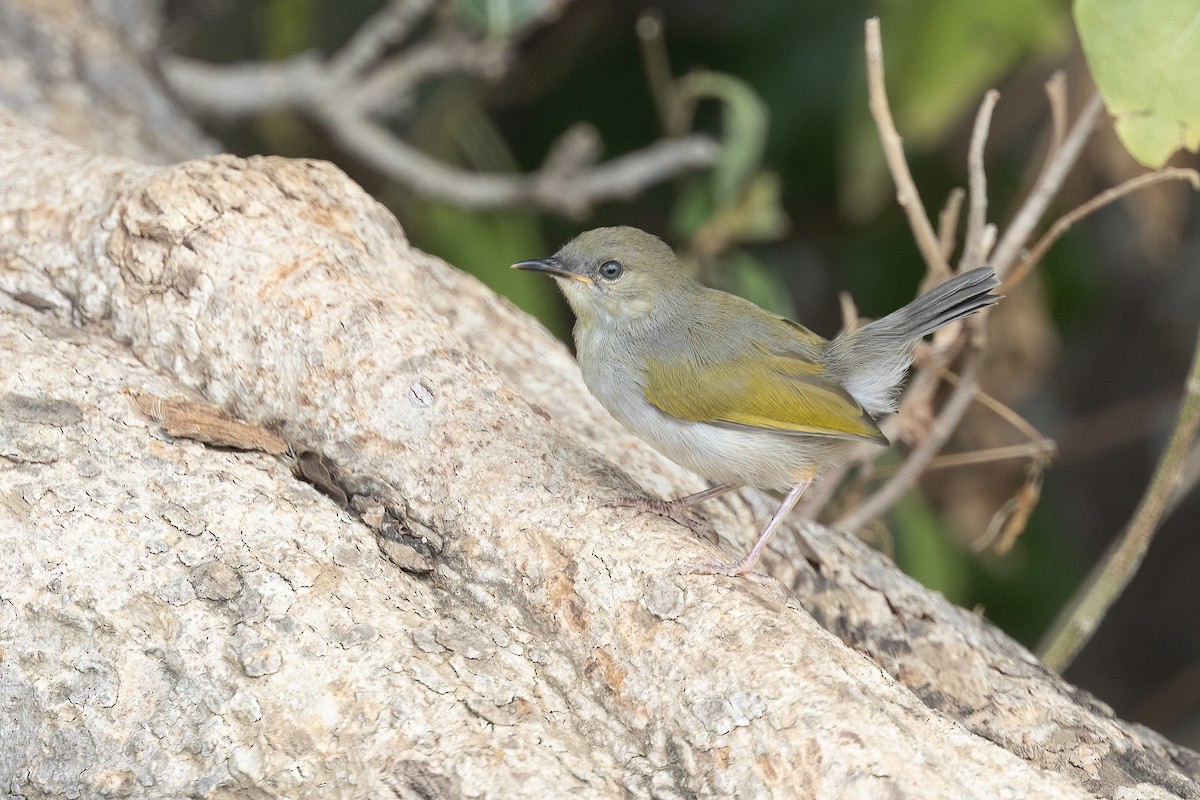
603,484,735,539
684,479,810,578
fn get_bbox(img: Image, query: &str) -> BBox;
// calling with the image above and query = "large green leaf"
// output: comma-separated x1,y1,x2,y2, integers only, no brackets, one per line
1075,0,1200,167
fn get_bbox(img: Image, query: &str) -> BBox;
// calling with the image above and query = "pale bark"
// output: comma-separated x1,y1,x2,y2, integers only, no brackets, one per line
0,109,1193,800
0,1,1197,799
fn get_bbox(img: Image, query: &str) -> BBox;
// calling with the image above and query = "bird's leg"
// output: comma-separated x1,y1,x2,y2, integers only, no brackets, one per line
603,484,735,540
684,478,811,579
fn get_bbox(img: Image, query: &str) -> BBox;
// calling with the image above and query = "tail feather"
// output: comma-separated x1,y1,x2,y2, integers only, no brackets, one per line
880,267,1000,339
824,266,1000,415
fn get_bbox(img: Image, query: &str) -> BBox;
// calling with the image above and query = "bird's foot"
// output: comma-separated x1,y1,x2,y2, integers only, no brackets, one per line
602,495,716,543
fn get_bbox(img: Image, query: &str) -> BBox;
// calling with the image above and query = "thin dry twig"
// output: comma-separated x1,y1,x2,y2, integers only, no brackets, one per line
1045,71,1069,156
937,365,1052,451
977,461,1046,555
1038,324,1200,671
318,109,716,215
937,188,965,264
838,292,861,332
988,91,1104,277
162,7,719,217
1167,438,1200,518
834,27,1111,533
960,90,1000,272
1003,167,1200,292
835,31,1104,534
864,18,949,278
924,442,1053,471
636,10,676,133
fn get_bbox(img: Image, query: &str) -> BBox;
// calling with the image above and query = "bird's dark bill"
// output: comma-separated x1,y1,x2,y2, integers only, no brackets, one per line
511,258,592,284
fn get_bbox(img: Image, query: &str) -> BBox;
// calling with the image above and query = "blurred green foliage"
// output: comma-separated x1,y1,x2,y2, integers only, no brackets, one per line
843,0,1070,220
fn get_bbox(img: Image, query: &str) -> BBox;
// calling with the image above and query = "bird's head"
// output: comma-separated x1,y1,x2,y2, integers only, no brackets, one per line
513,226,696,326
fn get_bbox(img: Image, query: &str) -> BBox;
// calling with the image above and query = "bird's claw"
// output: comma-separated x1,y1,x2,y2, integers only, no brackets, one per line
601,495,716,543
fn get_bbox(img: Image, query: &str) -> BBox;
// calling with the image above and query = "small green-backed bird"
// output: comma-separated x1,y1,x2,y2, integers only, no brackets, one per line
514,227,999,578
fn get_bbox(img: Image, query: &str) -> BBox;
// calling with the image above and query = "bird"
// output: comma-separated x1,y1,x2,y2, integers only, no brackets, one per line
513,226,1000,578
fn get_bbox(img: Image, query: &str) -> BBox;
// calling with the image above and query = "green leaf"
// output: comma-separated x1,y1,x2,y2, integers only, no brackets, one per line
1075,0,1200,166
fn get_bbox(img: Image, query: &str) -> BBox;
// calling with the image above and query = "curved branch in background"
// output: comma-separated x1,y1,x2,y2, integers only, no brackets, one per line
328,0,443,80
1002,167,1200,292
161,5,719,217
316,113,718,217
1039,325,1200,671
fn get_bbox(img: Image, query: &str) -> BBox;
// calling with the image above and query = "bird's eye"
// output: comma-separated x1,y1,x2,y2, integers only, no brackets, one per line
598,260,624,280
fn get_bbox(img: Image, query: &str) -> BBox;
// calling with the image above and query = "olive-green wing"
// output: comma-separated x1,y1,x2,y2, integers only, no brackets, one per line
643,348,887,443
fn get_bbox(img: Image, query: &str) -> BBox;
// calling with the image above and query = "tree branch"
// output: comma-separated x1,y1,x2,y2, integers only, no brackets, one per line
988,92,1105,277
865,18,950,278
960,90,999,272
328,0,441,80
1003,167,1200,292
162,7,718,217
1039,324,1200,671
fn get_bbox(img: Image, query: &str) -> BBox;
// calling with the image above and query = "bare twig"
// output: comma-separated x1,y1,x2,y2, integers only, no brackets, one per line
1003,167,1200,292
1167,438,1200,518
937,365,1052,451
828,23,1104,534
864,18,949,277
960,90,999,272
1045,71,1068,157
937,188,965,264
988,92,1104,277
636,10,676,133
162,7,720,217
977,461,1046,555
924,442,1054,471
838,292,861,332
1038,324,1200,671
351,37,508,113
162,55,325,116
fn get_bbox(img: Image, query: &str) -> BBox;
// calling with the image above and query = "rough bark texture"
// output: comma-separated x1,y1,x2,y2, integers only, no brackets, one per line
0,1,1198,798
0,110,1191,800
